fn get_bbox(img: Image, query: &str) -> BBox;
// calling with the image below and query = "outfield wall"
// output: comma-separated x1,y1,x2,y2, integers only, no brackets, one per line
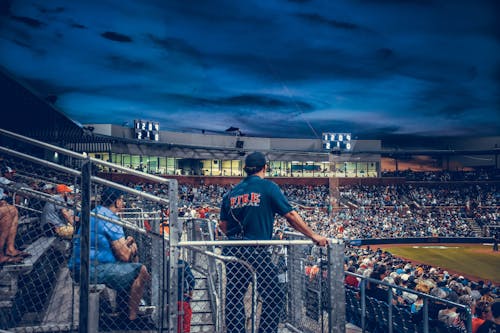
349,237,494,246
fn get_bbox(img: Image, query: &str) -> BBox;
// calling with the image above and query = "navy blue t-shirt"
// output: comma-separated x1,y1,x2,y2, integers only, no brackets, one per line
220,175,293,240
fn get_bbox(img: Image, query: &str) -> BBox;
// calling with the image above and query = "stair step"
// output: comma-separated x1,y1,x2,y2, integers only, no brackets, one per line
190,312,214,324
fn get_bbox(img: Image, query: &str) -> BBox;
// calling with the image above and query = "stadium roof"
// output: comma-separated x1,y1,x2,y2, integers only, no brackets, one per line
0,0,499,148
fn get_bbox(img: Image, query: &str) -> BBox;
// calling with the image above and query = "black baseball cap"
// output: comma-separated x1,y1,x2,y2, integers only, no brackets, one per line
245,151,267,168
101,187,125,206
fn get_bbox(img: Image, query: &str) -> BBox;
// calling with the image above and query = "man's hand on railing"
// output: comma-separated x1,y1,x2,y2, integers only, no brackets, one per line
311,234,329,247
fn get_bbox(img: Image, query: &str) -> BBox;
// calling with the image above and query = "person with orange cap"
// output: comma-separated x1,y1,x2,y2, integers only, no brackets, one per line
41,184,77,239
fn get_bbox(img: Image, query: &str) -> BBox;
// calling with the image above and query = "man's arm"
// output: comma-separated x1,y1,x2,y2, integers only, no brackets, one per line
111,237,138,262
218,220,228,235
283,210,328,246
61,208,75,225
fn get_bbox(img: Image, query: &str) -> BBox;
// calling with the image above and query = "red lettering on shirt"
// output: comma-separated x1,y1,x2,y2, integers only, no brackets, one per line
251,193,261,204
230,192,261,208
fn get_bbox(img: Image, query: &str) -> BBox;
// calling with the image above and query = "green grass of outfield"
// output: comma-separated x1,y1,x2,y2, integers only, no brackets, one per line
381,244,500,283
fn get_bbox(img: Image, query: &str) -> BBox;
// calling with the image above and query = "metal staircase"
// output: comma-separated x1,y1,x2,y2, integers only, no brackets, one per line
189,270,216,332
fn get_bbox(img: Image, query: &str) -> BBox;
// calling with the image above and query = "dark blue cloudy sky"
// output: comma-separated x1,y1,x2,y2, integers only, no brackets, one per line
0,0,499,145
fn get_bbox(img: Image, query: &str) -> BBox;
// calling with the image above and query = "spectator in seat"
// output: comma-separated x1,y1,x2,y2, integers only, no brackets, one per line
473,301,493,333
40,183,56,195
0,164,30,265
477,300,499,333
69,187,151,325
366,264,389,301
41,184,77,239
438,291,464,329
345,265,359,288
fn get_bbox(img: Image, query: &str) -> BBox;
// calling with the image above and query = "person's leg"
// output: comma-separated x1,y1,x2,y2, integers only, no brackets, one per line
4,204,25,257
183,301,192,333
254,250,283,333
0,205,11,261
128,265,150,320
0,205,22,263
177,301,192,333
223,247,250,333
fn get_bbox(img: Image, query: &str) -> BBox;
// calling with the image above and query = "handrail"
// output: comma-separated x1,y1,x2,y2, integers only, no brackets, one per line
183,245,258,333
178,238,340,247
0,145,170,205
3,184,152,235
197,224,222,331
0,146,81,176
0,128,89,159
0,128,171,184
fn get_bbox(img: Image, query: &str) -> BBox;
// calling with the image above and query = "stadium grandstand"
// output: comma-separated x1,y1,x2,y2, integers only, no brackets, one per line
1,64,499,333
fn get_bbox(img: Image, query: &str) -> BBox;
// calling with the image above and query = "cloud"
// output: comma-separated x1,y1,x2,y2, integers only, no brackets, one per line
0,0,12,16
10,15,45,28
296,13,362,31
148,35,202,59
156,93,314,112
34,4,65,14
0,0,498,142
101,31,133,43
70,22,86,29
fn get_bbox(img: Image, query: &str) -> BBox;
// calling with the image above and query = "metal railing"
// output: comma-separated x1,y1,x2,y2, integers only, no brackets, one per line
177,226,346,333
0,128,181,333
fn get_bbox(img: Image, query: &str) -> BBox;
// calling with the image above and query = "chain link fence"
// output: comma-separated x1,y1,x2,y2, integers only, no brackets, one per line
0,129,178,333
1,129,347,333
181,220,346,333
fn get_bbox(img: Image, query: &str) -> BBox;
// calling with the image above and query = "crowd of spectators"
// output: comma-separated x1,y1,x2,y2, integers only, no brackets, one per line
341,184,498,208
2,155,499,331
381,168,499,181
343,245,498,332
121,181,498,240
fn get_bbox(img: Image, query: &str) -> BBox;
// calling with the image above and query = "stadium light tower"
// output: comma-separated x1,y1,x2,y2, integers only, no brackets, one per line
322,132,352,214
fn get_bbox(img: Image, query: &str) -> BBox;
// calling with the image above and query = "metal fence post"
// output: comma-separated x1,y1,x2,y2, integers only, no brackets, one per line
168,179,179,333
288,241,303,326
423,297,429,333
151,206,163,326
79,158,92,333
360,279,366,333
328,240,346,333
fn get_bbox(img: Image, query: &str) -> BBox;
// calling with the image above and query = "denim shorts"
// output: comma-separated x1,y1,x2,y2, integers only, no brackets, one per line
91,262,143,291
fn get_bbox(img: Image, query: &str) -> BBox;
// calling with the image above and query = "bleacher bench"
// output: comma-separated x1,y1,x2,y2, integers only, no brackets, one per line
0,237,57,307
1,237,56,275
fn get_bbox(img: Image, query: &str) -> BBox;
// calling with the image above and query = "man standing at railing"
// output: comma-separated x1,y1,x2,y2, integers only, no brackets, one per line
219,151,328,333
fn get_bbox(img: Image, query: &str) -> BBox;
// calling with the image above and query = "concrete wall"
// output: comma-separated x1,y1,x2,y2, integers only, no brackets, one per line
98,173,405,187
87,124,381,162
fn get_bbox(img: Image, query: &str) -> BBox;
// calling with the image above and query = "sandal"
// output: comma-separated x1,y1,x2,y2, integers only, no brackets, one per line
0,256,23,266
6,251,32,258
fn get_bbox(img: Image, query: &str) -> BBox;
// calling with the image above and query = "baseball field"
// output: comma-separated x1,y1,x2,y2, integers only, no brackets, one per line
376,243,500,284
